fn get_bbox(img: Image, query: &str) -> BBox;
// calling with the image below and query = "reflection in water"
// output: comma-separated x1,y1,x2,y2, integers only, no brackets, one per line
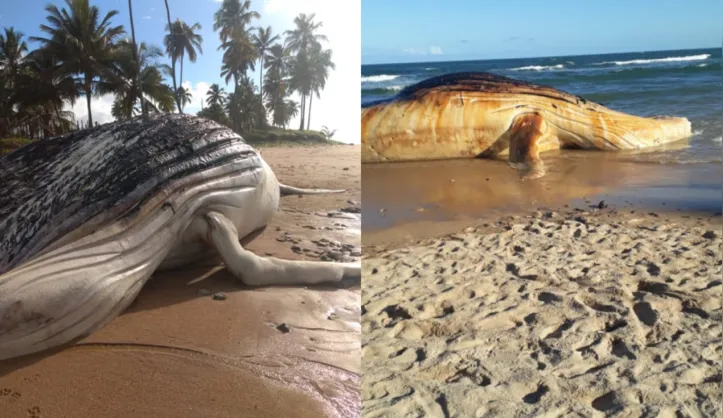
363,149,721,232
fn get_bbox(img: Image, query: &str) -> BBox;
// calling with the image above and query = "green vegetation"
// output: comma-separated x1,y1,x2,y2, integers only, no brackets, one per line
0,0,336,142
243,128,347,147
0,137,35,156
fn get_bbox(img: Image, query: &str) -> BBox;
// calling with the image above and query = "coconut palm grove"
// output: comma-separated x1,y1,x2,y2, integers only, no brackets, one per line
0,0,336,142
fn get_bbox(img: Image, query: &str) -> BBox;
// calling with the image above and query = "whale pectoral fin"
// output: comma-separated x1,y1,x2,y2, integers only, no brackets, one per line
508,113,548,180
203,211,360,287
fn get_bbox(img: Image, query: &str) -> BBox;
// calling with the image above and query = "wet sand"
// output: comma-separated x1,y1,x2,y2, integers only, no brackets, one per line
0,145,361,418
363,150,721,246
361,154,722,417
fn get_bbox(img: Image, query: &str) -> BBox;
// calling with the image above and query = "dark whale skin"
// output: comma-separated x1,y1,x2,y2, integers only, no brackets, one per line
0,114,259,274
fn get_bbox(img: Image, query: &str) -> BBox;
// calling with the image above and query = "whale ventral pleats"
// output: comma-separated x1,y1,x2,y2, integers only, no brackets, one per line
0,114,258,274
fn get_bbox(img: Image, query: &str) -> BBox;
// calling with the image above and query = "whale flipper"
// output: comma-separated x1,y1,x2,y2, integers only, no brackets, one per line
203,211,360,286
508,113,554,180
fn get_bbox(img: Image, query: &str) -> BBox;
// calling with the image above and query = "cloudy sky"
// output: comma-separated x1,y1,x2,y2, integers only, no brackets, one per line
3,0,361,142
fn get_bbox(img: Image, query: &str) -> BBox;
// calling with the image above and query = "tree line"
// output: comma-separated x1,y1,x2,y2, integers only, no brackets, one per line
0,0,335,140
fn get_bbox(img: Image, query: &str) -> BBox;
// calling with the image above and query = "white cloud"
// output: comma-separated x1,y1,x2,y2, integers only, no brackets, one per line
142,15,151,20
64,94,116,128
181,80,211,114
402,46,443,56
254,0,361,143
402,48,427,56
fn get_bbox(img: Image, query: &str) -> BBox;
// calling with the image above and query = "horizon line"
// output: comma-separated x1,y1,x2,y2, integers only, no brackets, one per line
361,46,718,67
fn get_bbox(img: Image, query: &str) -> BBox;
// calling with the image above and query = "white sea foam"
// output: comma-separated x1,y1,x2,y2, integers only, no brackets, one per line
424,67,437,71
712,136,722,143
361,74,400,83
509,64,564,71
596,54,711,66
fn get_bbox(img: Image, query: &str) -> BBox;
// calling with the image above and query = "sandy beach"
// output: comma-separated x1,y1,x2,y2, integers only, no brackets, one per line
0,145,361,418
362,205,721,417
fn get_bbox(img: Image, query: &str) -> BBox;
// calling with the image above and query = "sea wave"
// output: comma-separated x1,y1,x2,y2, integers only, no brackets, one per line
595,54,711,66
531,63,720,85
361,74,399,83
509,64,565,71
713,136,722,144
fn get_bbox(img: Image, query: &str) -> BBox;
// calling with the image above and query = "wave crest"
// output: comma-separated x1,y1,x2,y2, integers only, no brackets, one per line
361,74,400,83
509,64,565,71
596,54,711,66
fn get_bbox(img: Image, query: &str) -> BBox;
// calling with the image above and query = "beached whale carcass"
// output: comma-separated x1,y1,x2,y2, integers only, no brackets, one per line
0,114,360,360
361,72,692,179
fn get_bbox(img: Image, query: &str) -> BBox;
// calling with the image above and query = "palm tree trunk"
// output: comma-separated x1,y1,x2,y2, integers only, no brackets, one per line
163,0,180,112
298,93,305,130
307,92,313,129
128,0,146,119
85,74,93,127
259,57,264,99
179,53,185,114
180,51,184,88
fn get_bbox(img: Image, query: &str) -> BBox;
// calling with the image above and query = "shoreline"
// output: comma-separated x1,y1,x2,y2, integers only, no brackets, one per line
362,156,721,246
362,207,722,417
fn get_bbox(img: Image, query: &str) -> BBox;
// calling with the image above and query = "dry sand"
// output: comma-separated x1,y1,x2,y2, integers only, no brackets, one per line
362,207,721,417
0,145,361,418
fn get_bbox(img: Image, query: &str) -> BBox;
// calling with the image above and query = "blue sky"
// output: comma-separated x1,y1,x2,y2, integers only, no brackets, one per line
0,0,361,142
362,0,722,64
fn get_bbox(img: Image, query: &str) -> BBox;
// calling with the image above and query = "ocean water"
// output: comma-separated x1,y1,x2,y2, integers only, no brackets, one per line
361,48,722,165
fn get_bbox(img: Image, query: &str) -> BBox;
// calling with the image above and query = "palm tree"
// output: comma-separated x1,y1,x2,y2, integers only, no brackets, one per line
281,99,299,129
306,44,334,129
289,50,312,130
284,13,328,52
262,43,294,128
162,0,179,110
2,48,78,138
0,27,28,84
176,86,193,112
225,76,265,133
284,13,327,130
213,0,259,43
206,83,226,106
320,126,336,140
31,0,125,127
214,0,259,95
250,26,278,100
164,19,203,112
219,34,256,91
98,40,175,120
264,43,291,82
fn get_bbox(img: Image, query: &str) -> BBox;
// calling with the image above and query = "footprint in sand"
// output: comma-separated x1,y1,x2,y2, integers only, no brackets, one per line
27,405,41,418
522,384,549,404
591,391,624,414
632,301,658,326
